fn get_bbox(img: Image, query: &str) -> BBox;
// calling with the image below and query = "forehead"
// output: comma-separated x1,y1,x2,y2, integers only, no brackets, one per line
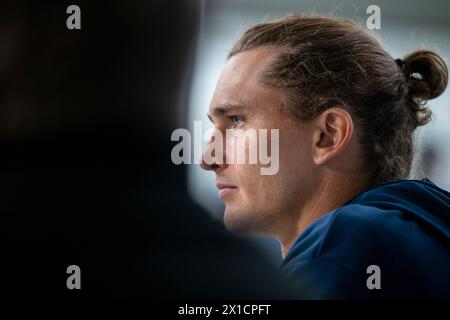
222,46,277,85
209,46,284,115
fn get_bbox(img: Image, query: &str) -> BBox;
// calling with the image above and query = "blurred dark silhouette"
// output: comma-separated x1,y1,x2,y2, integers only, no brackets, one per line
1,0,289,299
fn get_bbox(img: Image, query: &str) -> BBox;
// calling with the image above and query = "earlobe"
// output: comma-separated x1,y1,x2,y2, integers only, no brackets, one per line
312,108,353,166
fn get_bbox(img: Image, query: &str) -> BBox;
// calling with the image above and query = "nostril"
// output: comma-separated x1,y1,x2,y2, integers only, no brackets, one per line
200,154,213,171
201,145,227,172
200,155,222,171
200,157,208,170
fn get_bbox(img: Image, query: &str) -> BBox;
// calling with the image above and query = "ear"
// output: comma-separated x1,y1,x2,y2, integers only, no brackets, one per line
312,107,354,166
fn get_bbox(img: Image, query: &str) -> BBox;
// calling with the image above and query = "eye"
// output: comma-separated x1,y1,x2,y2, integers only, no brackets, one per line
229,115,243,126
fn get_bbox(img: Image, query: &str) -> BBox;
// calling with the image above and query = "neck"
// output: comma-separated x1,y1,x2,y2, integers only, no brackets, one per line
279,174,369,259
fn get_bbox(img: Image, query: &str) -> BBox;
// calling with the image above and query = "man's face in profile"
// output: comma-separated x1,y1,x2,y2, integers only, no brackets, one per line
203,46,318,238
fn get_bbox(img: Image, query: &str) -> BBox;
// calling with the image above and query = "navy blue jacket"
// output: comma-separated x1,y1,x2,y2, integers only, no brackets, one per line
281,178,450,299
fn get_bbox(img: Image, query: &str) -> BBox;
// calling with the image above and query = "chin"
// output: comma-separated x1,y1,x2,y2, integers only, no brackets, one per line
223,207,250,233
223,206,265,236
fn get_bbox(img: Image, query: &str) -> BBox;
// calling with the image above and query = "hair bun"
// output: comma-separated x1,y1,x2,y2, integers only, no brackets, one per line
402,50,448,101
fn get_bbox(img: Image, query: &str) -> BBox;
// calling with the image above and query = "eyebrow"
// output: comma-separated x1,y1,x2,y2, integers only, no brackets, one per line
207,104,248,122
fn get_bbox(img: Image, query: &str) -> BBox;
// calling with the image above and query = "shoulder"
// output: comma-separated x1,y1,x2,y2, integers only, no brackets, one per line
281,204,400,299
281,179,450,298
284,203,396,264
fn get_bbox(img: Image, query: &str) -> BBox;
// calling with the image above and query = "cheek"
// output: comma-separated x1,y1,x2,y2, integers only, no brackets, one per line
234,164,261,190
270,130,313,198
235,164,282,205
279,127,311,171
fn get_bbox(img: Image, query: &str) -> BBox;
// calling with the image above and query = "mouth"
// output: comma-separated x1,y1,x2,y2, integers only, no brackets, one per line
216,181,238,200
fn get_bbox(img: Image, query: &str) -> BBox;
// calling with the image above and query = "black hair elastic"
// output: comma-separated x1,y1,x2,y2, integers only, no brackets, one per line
395,58,405,69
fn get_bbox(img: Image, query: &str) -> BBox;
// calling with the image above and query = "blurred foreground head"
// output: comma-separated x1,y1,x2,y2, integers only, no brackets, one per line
0,0,196,143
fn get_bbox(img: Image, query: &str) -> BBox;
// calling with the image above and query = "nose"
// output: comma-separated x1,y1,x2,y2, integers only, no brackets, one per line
200,133,227,172
200,154,219,171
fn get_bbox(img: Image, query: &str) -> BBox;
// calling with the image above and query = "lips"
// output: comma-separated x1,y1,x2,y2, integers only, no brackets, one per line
216,181,238,199
216,182,237,190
